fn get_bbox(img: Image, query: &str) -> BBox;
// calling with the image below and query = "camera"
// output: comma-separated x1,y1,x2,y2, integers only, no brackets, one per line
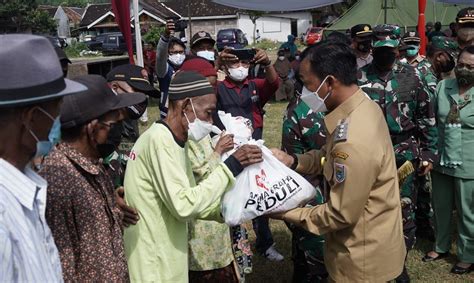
167,17,188,33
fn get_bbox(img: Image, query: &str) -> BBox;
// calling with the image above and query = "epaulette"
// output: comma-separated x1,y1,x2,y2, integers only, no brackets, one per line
334,119,349,143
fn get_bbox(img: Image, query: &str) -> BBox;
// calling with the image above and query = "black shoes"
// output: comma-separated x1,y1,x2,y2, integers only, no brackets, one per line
450,263,474,275
395,267,410,283
421,252,449,262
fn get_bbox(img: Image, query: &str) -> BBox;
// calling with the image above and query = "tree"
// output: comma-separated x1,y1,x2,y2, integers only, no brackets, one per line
247,10,264,45
27,9,57,34
142,25,166,45
0,0,57,33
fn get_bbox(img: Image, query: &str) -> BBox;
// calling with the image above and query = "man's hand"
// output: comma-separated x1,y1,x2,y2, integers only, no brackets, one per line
216,47,238,69
419,161,433,176
214,133,234,156
232,144,263,167
253,48,271,66
270,148,294,168
115,187,139,227
164,19,175,37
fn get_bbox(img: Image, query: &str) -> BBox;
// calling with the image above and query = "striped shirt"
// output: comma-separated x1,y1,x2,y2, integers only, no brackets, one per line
0,158,63,282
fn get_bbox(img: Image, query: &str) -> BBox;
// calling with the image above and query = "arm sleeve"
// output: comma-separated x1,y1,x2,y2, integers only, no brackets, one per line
254,77,280,105
282,142,378,235
155,36,170,79
188,139,222,182
281,108,306,155
415,70,438,163
148,137,235,222
295,149,325,175
42,166,77,281
0,225,13,282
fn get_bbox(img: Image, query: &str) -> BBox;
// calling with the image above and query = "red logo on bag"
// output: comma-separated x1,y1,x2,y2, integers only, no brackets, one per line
255,169,269,191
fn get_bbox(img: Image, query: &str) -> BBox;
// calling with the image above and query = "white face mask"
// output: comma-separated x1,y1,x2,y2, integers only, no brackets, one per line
295,56,300,61
169,53,185,66
300,76,331,113
278,56,285,61
228,66,249,82
196,50,215,62
184,99,213,141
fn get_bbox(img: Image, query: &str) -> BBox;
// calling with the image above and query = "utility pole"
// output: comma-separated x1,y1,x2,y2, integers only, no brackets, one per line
384,0,388,24
188,0,192,47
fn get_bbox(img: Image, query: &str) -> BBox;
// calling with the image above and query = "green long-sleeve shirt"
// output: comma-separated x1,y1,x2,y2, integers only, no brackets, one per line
123,122,235,282
434,79,474,179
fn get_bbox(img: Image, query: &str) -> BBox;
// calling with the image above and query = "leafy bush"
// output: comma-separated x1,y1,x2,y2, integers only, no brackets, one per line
64,41,90,58
143,26,166,45
248,38,282,51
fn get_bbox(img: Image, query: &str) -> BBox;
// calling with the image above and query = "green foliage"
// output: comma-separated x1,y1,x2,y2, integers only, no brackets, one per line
142,25,165,45
248,38,281,51
0,0,56,33
64,40,88,57
36,0,110,7
27,9,57,34
0,0,36,32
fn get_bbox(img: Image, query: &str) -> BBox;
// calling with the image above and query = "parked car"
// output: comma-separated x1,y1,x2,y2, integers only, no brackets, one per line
46,36,68,48
304,27,324,45
85,34,107,51
216,28,249,51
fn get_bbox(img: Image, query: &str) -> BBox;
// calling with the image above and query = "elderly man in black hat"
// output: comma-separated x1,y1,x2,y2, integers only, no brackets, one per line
123,71,263,282
39,75,146,282
350,24,373,69
0,34,86,281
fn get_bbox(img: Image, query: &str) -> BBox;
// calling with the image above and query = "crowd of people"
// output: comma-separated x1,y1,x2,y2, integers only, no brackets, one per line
0,6,473,283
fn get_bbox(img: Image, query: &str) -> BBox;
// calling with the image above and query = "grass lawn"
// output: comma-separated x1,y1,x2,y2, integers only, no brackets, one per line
140,101,474,282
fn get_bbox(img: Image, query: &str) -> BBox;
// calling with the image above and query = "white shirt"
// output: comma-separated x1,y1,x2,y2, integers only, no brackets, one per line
0,158,63,282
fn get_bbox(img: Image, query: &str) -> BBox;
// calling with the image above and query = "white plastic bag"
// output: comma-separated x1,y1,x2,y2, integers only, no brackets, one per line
221,140,317,226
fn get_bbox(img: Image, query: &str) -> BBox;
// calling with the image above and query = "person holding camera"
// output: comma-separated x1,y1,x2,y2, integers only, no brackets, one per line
214,47,283,261
156,19,187,118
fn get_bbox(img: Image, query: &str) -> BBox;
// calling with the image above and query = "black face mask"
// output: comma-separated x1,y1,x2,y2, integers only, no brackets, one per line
440,56,456,73
97,143,116,159
455,66,474,86
357,41,372,53
373,47,397,70
106,121,123,148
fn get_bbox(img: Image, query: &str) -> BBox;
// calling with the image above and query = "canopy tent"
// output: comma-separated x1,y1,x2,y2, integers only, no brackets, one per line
436,0,473,4
327,0,470,32
212,0,342,12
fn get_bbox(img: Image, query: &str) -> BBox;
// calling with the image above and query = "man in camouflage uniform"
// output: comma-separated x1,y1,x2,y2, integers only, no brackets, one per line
105,64,159,227
358,24,438,282
418,36,459,95
282,78,327,282
414,36,458,241
400,31,425,67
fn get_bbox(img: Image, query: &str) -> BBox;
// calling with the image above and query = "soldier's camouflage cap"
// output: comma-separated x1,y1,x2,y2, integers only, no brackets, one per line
372,24,401,48
431,36,458,59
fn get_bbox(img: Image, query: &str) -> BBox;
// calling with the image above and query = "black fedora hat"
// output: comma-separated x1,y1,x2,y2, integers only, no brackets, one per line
0,34,86,107
61,75,147,129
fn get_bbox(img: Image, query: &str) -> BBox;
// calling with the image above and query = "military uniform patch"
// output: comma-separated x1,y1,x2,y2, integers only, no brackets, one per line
334,119,349,143
331,151,349,160
334,163,346,183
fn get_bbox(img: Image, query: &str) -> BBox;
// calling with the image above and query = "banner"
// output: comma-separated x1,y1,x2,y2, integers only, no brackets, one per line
112,0,134,64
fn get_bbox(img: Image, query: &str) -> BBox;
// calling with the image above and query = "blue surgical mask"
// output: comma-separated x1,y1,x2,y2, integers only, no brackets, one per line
196,50,215,62
28,107,61,158
406,45,420,57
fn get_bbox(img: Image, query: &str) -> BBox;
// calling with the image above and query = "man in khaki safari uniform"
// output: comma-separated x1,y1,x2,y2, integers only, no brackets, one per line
271,41,406,282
